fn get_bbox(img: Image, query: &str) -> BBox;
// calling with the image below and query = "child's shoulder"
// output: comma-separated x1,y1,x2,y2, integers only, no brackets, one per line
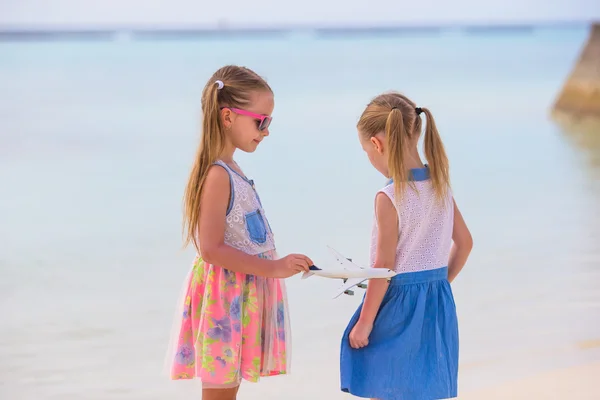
208,161,230,177
373,181,396,214
376,179,395,198
204,163,232,190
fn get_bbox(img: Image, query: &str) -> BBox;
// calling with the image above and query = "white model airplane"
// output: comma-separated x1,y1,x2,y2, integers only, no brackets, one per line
302,246,397,299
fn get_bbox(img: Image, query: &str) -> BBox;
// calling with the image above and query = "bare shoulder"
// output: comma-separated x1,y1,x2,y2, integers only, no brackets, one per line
200,164,231,213
375,191,398,232
375,191,396,221
204,163,230,189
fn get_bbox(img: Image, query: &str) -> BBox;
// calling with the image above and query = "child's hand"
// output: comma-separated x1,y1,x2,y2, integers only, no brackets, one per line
273,254,313,278
349,320,373,349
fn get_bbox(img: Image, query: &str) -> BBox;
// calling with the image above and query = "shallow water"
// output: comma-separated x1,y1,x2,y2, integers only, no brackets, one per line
1,26,599,399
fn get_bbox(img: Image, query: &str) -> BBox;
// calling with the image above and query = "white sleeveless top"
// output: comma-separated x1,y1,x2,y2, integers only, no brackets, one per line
369,167,454,273
211,160,276,256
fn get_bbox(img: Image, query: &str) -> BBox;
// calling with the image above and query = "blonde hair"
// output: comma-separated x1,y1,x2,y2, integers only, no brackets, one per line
357,91,450,202
183,65,272,251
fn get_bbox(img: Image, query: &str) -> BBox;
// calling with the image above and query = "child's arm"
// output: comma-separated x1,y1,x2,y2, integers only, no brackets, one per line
198,165,312,278
447,199,473,283
349,192,398,349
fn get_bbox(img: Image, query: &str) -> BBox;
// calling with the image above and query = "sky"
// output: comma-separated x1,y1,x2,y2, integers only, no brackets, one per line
0,0,599,28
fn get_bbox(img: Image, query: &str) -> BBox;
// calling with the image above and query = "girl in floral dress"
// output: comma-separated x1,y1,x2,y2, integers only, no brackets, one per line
165,65,313,400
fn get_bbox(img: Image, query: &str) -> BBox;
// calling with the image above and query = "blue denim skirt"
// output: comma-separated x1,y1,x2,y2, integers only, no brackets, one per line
340,267,459,400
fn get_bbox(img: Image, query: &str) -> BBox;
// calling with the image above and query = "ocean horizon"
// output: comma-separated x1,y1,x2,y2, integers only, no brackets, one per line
0,20,594,41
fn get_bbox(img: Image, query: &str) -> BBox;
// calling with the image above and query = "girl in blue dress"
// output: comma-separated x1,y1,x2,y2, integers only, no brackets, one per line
340,91,473,400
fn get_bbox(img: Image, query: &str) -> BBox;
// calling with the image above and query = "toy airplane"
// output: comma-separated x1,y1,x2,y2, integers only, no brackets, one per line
302,246,397,299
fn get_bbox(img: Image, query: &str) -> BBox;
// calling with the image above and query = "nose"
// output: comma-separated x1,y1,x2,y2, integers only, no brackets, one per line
262,128,270,137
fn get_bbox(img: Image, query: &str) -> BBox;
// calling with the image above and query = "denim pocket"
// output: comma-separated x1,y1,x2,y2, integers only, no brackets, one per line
245,210,267,244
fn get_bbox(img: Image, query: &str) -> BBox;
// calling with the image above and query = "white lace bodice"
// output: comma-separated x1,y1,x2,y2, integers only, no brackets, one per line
209,160,276,256
369,168,454,273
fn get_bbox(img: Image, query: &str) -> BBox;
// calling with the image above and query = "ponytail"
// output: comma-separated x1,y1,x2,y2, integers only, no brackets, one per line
422,107,450,202
183,81,226,251
357,91,451,205
385,108,409,201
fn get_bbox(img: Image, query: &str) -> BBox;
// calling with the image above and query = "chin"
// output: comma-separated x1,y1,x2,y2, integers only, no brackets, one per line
239,143,259,153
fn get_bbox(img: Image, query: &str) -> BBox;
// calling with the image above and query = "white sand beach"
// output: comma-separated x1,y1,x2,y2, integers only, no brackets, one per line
458,361,600,400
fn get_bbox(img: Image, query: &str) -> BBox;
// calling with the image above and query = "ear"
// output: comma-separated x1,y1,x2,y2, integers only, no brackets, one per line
370,136,385,155
221,108,235,129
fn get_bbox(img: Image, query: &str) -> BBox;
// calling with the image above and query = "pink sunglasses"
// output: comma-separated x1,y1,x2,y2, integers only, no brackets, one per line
221,107,272,131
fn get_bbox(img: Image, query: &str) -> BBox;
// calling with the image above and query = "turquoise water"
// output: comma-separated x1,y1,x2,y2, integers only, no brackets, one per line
1,27,599,399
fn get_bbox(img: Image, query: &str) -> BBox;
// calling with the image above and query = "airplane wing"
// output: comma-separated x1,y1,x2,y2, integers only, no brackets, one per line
327,245,365,270
332,277,367,299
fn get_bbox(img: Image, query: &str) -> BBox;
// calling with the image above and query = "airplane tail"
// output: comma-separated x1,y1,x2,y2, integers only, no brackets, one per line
301,271,314,280
302,265,321,280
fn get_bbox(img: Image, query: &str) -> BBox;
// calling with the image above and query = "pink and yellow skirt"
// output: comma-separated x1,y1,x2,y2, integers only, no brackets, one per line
165,250,291,388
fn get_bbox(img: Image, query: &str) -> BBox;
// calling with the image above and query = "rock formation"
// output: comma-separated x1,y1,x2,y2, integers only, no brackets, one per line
551,23,600,124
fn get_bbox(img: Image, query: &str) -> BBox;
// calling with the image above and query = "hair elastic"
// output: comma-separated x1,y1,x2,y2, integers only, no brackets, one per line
415,107,423,115
215,80,224,90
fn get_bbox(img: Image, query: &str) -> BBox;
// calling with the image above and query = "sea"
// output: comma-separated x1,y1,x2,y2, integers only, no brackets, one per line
1,25,599,399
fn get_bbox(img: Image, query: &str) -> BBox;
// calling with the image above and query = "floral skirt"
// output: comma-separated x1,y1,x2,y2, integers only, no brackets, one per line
165,250,291,387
